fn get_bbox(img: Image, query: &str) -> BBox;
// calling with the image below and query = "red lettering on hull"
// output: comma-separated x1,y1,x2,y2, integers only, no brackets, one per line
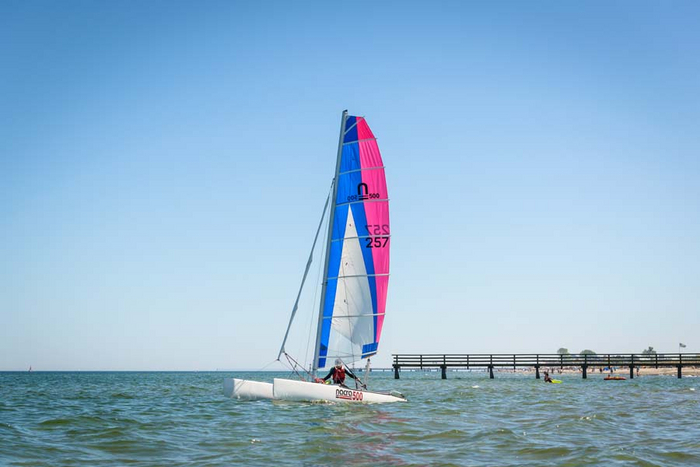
335,388,364,401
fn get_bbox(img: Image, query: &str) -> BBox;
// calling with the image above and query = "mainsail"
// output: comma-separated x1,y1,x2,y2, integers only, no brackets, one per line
313,113,390,370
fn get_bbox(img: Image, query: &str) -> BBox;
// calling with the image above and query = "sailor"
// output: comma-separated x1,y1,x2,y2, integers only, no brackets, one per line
321,359,365,388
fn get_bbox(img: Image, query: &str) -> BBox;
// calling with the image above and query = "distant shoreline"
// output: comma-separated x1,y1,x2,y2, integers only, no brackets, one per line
524,366,700,377
443,366,700,377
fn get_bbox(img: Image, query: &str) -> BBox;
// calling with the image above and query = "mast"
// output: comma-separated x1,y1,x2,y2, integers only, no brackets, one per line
311,109,348,376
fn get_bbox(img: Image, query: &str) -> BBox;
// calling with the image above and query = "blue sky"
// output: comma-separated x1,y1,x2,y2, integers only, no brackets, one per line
2,1,699,370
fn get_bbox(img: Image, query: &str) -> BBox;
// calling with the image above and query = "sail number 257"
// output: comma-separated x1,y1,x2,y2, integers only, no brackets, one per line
364,224,389,249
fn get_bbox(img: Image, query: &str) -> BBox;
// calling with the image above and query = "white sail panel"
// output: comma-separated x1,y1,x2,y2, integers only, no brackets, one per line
327,208,375,362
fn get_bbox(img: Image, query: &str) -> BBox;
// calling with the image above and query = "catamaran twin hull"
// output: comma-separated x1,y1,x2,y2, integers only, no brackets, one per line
223,378,406,404
223,378,274,400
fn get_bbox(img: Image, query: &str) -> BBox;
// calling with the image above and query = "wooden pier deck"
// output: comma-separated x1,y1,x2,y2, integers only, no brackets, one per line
391,353,700,379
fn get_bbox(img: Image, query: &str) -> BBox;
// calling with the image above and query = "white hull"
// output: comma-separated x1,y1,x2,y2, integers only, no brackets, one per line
223,378,274,400
272,378,406,403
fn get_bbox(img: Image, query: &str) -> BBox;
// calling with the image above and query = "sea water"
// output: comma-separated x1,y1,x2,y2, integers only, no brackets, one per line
1,371,698,466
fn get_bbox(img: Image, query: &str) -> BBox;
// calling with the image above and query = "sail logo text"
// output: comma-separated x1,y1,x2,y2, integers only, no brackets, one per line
335,388,363,401
347,183,380,202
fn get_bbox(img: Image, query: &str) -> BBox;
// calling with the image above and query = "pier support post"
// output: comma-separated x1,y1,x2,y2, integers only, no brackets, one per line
441,365,447,380
630,355,635,379
393,365,400,380
677,366,682,379
535,365,540,379
582,365,587,379
489,365,494,379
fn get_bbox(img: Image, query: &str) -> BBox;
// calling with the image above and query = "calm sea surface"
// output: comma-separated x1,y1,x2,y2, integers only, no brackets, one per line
1,371,699,466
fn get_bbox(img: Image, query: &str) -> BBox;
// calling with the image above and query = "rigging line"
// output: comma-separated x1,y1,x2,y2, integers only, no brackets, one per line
281,356,303,382
302,196,329,368
279,353,298,377
284,352,310,381
242,355,279,373
258,359,279,372
337,357,355,389
278,181,333,360
283,353,302,381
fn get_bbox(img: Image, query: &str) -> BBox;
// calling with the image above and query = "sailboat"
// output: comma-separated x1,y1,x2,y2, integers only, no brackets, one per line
224,111,405,403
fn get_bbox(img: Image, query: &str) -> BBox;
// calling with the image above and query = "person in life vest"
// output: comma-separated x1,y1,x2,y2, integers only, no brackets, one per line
321,359,365,388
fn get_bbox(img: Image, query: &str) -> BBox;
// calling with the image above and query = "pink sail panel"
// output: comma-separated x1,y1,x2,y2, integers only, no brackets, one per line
358,128,390,348
373,275,389,345
356,117,376,140
358,139,383,167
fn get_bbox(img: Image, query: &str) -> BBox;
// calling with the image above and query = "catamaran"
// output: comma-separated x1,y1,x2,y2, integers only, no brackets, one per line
224,110,405,403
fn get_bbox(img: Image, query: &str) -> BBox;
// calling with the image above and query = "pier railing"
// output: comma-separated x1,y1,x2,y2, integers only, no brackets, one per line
391,353,700,379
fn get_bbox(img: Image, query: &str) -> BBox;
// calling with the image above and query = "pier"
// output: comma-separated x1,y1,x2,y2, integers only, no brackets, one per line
391,353,700,379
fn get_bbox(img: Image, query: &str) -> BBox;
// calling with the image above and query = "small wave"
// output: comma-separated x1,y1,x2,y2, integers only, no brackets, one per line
0,422,19,432
89,438,143,454
468,428,517,441
38,418,73,427
427,407,464,416
516,446,573,458
420,429,467,441
658,450,700,462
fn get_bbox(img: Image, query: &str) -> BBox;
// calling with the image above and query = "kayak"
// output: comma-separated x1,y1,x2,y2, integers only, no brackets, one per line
604,376,626,381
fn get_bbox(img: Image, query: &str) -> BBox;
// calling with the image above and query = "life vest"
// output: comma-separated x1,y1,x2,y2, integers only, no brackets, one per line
333,367,346,384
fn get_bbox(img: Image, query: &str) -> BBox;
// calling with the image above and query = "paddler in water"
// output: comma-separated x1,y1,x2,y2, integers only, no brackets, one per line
543,371,553,383
317,359,366,389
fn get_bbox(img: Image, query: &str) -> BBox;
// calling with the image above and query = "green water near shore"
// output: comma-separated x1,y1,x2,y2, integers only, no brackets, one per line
1,371,699,466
